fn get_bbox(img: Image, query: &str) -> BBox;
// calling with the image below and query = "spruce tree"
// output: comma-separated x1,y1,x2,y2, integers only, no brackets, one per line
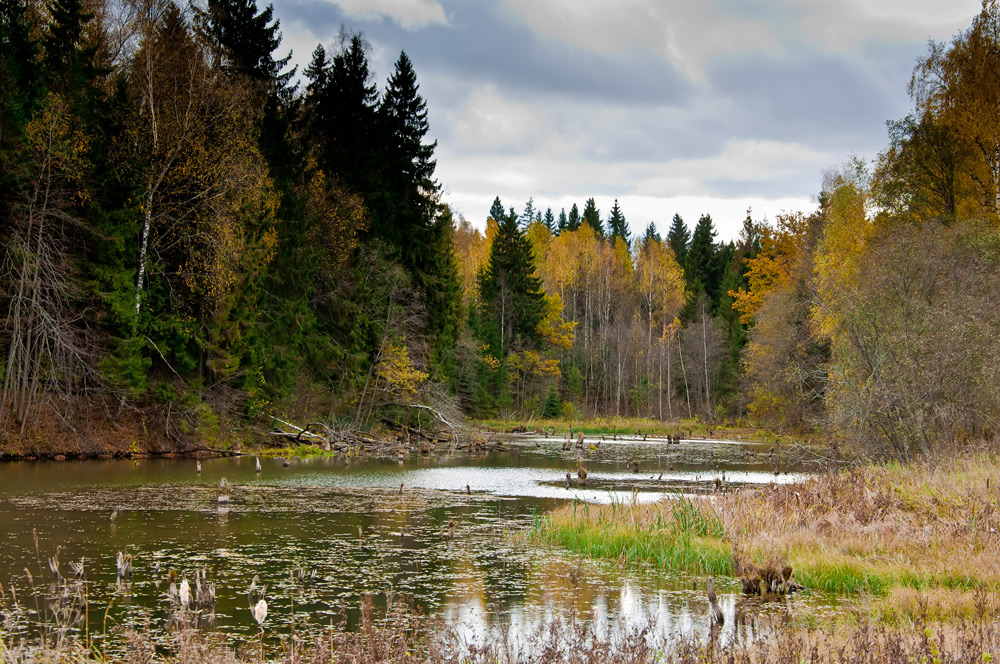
607,198,629,243
324,33,379,185
206,0,291,83
667,213,690,264
557,208,568,233
582,197,603,235
0,0,40,199
489,196,505,223
479,197,545,355
567,203,581,231
380,50,458,361
685,214,720,304
543,208,555,233
642,221,661,247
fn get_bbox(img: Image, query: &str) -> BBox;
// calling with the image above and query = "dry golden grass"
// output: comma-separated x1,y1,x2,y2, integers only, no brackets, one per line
540,453,1000,618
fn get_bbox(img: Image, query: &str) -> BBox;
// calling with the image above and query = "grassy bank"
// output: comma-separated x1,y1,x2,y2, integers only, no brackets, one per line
536,452,1000,619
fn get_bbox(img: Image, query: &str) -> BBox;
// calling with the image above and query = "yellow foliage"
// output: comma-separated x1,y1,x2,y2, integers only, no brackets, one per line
525,220,552,275
634,239,686,329
25,93,90,203
536,292,577,350
506,349,561,380
306,167,368,277
453,215,494,306
376,338,428,396
729,212,810,325
813,162,875,340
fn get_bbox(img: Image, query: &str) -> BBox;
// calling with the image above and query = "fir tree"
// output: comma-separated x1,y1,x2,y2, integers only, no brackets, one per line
557,208,568,233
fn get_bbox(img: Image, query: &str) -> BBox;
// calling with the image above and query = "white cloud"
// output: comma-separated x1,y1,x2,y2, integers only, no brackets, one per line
501,0,779,82
500,0,981,82
324,0,448,29
449,85,547,151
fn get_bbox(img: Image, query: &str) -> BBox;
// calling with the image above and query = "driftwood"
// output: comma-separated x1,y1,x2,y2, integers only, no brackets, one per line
406,403,463,440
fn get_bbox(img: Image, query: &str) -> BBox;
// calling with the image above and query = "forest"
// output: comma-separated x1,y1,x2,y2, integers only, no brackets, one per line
2,0,999,460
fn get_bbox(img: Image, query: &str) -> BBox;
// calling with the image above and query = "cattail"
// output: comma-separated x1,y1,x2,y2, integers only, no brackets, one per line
251,598,267,626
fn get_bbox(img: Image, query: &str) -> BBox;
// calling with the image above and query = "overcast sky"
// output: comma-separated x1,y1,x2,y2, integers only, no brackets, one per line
275,0,981,240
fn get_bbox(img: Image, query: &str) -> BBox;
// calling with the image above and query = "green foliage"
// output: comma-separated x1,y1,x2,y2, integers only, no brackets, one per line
667,213,689,265
606,198,629,244
478,196,546,355
581,197,603,235
542,385,561,417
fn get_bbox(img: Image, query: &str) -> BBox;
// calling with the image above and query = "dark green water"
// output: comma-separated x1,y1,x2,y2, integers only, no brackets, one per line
0,435,827,652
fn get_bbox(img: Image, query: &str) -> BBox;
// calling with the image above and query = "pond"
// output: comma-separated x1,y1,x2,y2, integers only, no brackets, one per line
0,434,833,655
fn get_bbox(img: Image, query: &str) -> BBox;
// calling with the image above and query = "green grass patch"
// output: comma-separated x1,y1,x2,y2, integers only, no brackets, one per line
535,496,733,577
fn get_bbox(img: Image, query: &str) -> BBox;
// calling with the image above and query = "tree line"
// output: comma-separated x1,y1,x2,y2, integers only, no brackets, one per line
3,0,998,458
0,0,458,447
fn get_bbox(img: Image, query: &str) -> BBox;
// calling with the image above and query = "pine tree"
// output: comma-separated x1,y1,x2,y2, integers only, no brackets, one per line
582,197,603,235
667,213,690,264
607,198,629,243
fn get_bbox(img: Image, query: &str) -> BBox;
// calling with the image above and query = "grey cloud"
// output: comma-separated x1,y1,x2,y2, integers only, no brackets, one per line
280,0,693,105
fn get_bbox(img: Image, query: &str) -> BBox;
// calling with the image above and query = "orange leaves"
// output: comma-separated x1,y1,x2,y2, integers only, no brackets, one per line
730,212,810,325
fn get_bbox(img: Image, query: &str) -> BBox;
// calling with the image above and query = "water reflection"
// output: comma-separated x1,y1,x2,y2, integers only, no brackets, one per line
0,436,824,652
